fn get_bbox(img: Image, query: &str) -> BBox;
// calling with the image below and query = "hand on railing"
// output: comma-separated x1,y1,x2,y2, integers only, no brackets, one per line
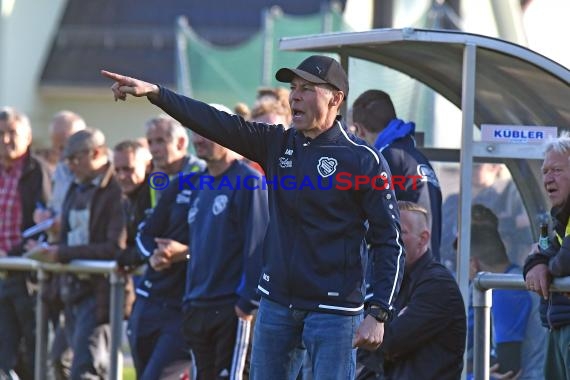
524,263,551,300
23,241,58,263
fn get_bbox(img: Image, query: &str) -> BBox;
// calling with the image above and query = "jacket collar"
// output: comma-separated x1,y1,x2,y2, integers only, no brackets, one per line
127,175,149,202
552,196,570,229
74,161,114,190
405,249,434,281
295,116,345,145
1,150,32,174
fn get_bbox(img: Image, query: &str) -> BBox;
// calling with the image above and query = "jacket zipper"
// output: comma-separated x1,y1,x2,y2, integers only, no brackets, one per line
547,295,553,329
288,138,309,309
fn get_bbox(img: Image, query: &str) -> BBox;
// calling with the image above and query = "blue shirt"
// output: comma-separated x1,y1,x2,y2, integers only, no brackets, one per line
183,160,269,314
467,265,546,380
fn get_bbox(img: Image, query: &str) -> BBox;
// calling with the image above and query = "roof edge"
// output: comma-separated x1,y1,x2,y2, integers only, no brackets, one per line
279,28,570,81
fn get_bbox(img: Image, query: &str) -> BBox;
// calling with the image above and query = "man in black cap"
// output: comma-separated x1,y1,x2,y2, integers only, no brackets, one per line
101,55,405,380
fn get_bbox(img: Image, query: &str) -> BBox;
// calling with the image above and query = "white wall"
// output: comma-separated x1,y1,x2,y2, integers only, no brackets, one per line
0,0,161,150
0,0,67,131
37,91,165,148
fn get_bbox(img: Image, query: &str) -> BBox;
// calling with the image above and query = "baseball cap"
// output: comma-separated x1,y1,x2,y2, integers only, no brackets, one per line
63,128,105,159
275,55,349,96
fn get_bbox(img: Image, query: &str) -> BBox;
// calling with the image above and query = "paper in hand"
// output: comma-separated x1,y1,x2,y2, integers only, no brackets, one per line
22,218,55,239
23,243,53,262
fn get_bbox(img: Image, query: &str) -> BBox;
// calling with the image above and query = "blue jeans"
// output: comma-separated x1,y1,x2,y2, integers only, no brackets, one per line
251,298,362,380
64,297,110,379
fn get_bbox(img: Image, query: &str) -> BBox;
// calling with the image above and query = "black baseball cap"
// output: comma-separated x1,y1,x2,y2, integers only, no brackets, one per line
275,55,349,96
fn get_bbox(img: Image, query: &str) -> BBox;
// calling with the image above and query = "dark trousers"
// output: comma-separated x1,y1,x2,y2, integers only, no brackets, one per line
182,303,252,380
0,277,36,380
64,297,110,380
127,297,191,380
50,325,72,380
44,275,71,380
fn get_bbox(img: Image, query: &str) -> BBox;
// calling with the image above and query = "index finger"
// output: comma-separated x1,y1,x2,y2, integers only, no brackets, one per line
101,70,126,82
539,276,550,300
154,237,171,245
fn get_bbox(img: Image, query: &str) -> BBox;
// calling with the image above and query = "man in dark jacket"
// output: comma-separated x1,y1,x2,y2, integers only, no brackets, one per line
351,89,442,260
33,128,128,379
129,174,195,380
0,107,52,379
149,125,269,379
145,114,204,207
102,55,404,380
524,131,570,379
113,140,151,243
125,145,200,380
358,201,465,380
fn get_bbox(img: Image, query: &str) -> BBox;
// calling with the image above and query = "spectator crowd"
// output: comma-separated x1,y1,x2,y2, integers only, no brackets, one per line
0,54,561,380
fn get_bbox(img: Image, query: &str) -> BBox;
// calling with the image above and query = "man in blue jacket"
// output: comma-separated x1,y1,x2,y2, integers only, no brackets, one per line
351,89,442,261
524,131,570,379
102,54,405,380
470,223,545,380
129,174,195,380
182,129,268,379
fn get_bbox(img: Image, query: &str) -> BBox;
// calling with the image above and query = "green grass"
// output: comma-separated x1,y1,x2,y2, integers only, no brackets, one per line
123,366,136,380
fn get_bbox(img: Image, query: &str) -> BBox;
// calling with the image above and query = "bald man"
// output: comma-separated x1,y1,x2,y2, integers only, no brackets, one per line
44,111,86,216
357,201,466,380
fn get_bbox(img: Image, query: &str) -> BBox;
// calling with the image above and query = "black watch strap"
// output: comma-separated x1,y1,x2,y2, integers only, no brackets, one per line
366,305,391,323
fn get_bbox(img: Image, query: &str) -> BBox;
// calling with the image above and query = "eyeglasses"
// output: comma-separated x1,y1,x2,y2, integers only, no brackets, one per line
65,149,91,165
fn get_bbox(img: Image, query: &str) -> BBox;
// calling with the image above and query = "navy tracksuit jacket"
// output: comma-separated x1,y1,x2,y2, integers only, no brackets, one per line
151,87,405,315
379,135,442,259
135,175,194,307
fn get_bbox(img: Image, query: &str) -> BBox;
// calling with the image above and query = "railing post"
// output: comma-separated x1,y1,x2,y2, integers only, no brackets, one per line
473,282,492,380
108,270,125,380
35,267,49,380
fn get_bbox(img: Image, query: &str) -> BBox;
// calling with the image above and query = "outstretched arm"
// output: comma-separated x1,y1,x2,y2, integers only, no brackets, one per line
101,70,275,165
100,70,160,102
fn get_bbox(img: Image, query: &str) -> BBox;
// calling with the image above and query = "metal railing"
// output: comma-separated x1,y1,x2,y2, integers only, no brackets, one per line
0,257,126,380
472,272,570,380
6,259,564,380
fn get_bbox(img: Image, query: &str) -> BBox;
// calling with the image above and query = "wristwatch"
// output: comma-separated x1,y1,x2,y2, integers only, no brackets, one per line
366,305,391,323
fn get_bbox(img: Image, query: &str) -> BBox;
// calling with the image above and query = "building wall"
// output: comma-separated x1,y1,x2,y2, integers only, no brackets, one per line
36,90,163,148
0,0,160,149
0,0,66,143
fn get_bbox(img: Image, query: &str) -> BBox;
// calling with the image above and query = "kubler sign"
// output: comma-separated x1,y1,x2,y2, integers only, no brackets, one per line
481,124,558,144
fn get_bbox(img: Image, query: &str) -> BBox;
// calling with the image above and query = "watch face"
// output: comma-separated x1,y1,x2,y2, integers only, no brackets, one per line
368,307,389,322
